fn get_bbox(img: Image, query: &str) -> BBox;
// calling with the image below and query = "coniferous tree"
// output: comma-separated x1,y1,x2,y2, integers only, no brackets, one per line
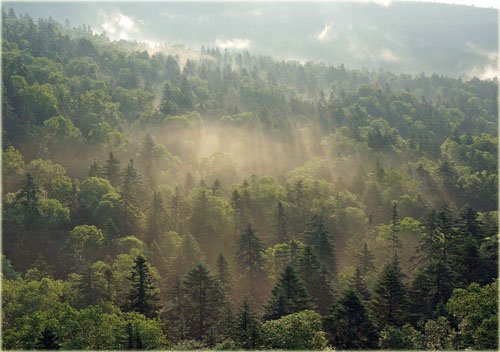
371,256,408,329
324,289,378,349
171,186,183,232
236,223,265,301
120,159,143,234
235,298,262,349
297,245,334,315
414,209,440,266
141,133,156,186
305,214,336,273
437,204,455,263
349,266,372,302
146,191,168,245
183,264,224,341
216,253,232,293
265,265,313,320
125,255,160,318
104,152,120,186
276,201,290,243
390,203,401,256
354,241,375,276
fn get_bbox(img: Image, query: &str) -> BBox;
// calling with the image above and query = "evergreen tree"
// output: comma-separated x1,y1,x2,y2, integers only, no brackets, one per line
390,203,401,256
36,327,60,350
236,223,265,300
125,255,160,318
104,152,120,186
371,256,408,329
349,266,371,302
265,265,313,320
120,159,143,234
458,206,483,241
297,246,334,315
171,186,183,232
437,204,455,263
354,241,375,275
235,298,262,349
305,214,336,273
183,264,224,341
141,133,156,185
146,191,168,245
216,253,232,293
276,201,290,243
409,259,455,324
414,209,440,266
324,289,378,349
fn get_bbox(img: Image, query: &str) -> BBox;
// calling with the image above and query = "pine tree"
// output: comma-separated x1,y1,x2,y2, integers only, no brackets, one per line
265,265,313,320
120,159,143,235
297,246,334,315
216,253,232,293
459,206,483,241
390,203,401,256
409,259,455,324
236,223,265,300
171,186,183,232
414,209,440,266
125,255,160,318
349,266,371,302
104,152,120,186
235,298,262,349
146,191,168,245
324,289,378,349
183,264,224,341
276,201,290,243
141,133,155,178
36,326,60,350
231,189,247,231
371,256,408,329
437,204,455,263
354,242,375,276
305,214,336,273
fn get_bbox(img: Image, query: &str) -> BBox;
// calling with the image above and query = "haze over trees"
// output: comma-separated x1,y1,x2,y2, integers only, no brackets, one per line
1,7,498,350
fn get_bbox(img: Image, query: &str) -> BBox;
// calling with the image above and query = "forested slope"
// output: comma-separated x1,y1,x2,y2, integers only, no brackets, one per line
1,9,498,350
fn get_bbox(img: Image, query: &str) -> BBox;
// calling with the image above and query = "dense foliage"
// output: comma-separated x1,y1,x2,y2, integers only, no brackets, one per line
2,9,498,350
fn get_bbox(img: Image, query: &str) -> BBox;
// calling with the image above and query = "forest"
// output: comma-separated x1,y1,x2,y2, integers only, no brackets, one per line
1,8,498,350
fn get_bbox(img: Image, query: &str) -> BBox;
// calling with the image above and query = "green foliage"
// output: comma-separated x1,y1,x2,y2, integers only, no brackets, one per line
261,310,327,350
446,280,498,349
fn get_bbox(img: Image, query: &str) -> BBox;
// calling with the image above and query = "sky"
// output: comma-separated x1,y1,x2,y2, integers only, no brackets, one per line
4,1,499,77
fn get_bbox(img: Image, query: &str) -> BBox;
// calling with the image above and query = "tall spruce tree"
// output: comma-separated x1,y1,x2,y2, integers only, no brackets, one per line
371,256,408,329
125,255,160,318
297,245,334,315
235,298,262,349
276,201,290,243
183,264,224,341
236,223,265,300
305,214,336,273
120,159,143,234
104,152,120,186
265,265,313,320
354,241,375,276
146,191,168,245
324,289,378,349
216,253,232,293
349,266,372,302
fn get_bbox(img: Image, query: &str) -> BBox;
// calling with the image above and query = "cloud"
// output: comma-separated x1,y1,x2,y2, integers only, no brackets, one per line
379,48,399,62
315,22,335,42
465,42,498,78
215,38,251,50
100,11,139,40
